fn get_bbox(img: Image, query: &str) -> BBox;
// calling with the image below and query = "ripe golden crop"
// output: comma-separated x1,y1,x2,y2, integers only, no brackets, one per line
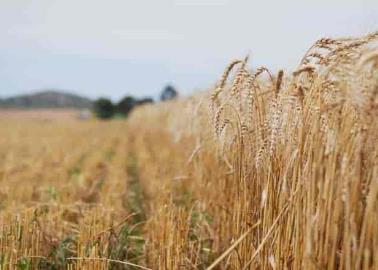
1,32,378,269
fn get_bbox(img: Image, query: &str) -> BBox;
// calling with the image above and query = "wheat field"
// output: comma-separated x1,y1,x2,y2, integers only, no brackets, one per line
1,32,378,269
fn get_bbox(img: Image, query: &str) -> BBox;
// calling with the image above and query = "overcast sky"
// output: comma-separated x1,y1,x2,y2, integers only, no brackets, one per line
0,0,377,100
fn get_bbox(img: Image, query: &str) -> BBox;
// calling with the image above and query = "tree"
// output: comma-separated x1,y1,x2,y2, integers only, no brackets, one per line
136,97,154,106
93,98,115,119
117,96,136,116
160,85,178,101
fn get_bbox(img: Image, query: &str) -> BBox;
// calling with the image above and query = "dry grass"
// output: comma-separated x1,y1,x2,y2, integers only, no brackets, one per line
1,32,378,269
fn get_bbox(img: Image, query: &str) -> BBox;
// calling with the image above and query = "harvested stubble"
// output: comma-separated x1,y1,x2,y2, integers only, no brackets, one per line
1,32,378,269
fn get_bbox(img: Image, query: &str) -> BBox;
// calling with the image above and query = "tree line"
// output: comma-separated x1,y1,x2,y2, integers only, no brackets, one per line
93,85,178,119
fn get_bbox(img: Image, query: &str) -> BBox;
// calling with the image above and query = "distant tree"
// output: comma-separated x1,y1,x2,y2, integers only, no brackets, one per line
93,98,115,119
160,85,178,101
136,97,154,106
117,96,136,116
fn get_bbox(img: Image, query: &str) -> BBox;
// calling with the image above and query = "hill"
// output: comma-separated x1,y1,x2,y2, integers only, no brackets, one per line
0,90,93,109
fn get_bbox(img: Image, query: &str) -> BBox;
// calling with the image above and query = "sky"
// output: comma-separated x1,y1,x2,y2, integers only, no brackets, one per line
0,0,377,100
